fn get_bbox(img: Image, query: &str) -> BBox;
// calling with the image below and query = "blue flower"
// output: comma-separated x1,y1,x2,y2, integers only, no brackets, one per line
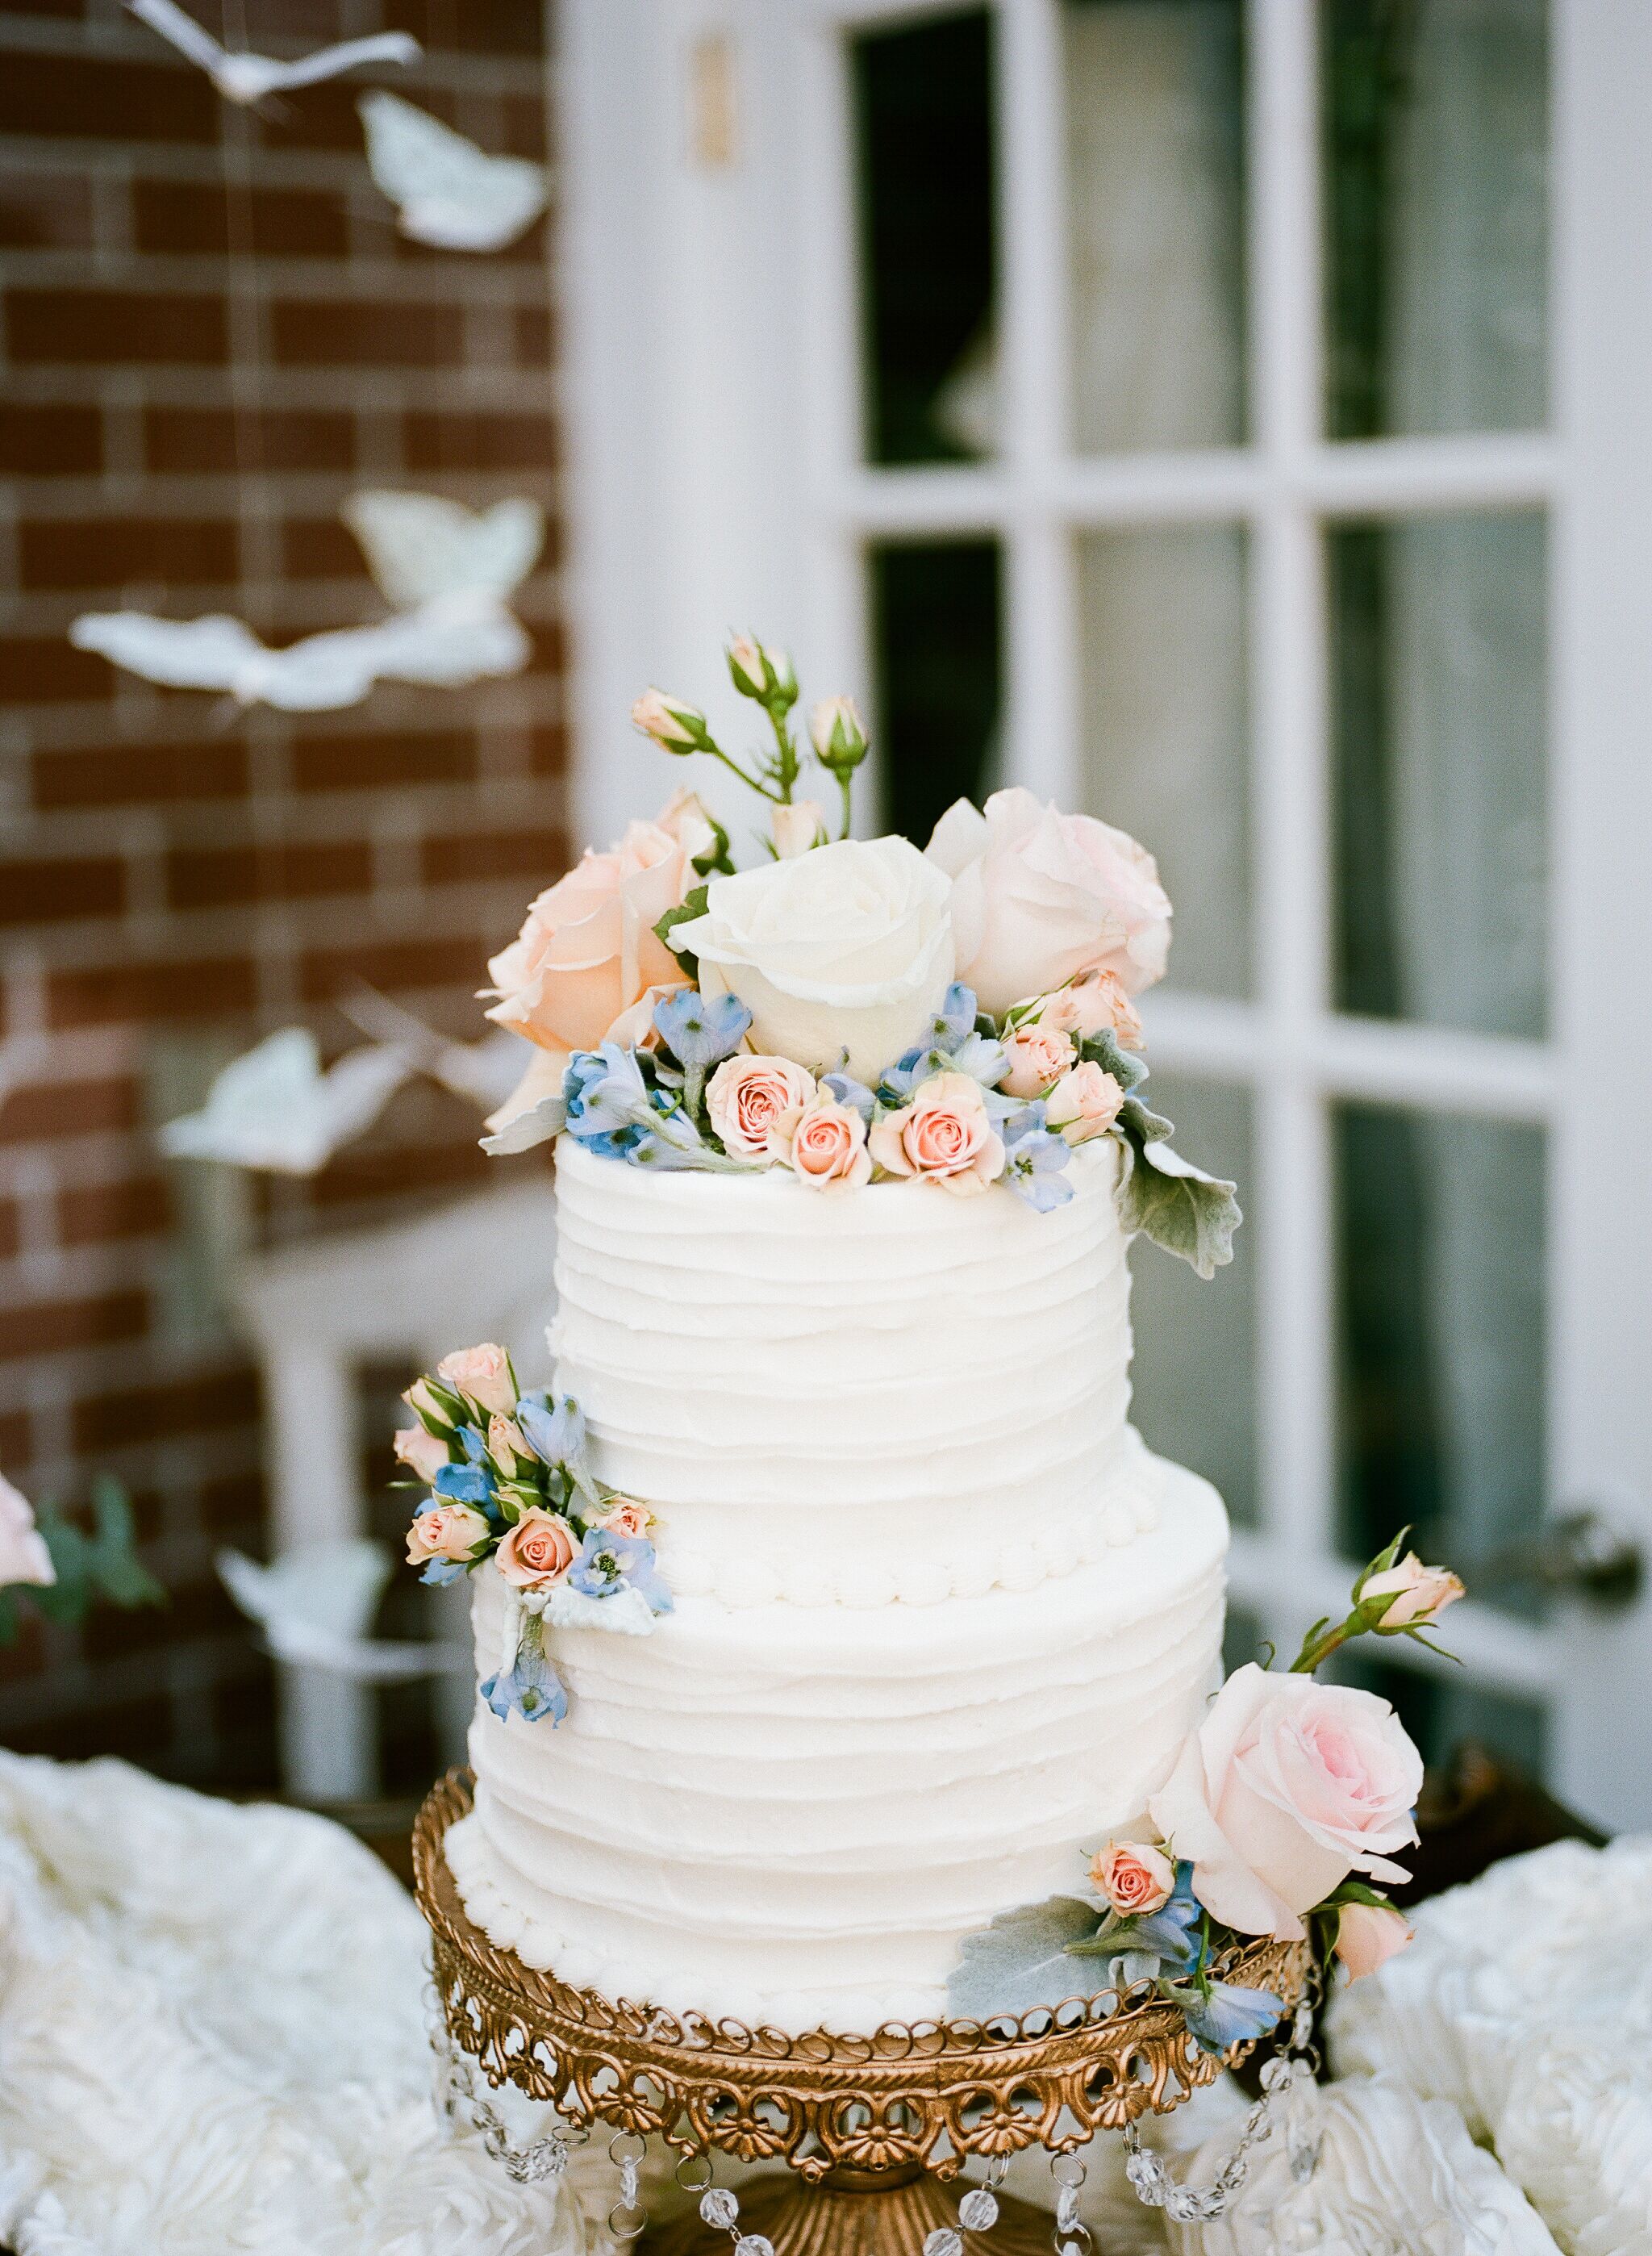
569,1527,674,1615
457,1423,488,1464
564,1043,652,1138
925,982,978,1050
1181,1979,1284,2058
419,1556,469,1586
479,1638,569,1726
1003,1103,1074,1212
516,1393,586,1469
435,1460,494,1506
822,1070,875,1125
880,1026,1007,1108
653,988,752,1068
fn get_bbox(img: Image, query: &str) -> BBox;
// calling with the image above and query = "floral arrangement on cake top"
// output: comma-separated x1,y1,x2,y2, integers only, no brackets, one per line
395,1343,668,1726
948,1535,1465,2050
478,635,1241,1276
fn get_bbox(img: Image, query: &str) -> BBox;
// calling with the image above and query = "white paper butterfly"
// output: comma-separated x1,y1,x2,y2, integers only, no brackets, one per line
126,0,419,105
159,1027,411,1173
218,1540,464,1682
359,90,549,251
337,984,530,1113
70,491,544,712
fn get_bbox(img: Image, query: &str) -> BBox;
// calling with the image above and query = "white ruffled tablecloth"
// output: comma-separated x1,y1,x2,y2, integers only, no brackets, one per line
0,1754,1643,2256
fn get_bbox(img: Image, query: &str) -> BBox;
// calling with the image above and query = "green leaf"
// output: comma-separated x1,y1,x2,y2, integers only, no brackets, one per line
86,1477,165,1611
1114,1098,1242,1280
692,813,735,878
945,1896,1107,2021
1319,1876,1393,1911
655,884,711,977
1078,1026,1148,1093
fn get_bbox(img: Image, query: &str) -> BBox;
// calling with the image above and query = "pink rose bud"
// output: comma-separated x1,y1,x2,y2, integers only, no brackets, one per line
1334,1900,1413,1981
768,1097,873,1191
868,1072,1007,1197
999,1025,1077,1099
597,1496,655,1539
727,637,795,705
487,1413,530,1474
1045,1061,1124,1146
394,1423,449,1482
1089,1840,1176,1917
771,800,829,859
494,1507,578,1590
0,1469,55,1589
436,1343,516,1418
631,687,704,749
1028,968,1145,1051
405,1502,490,1569
808,695,869,773
706,1054,817,1162
403,1376,453,1430
1360,1553,1465,1631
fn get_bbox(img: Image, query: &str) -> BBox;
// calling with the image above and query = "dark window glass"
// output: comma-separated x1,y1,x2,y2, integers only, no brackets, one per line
870,540,1001,848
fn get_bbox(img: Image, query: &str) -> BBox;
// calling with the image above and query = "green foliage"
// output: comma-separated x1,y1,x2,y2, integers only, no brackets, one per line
0,1477,165,1647
1114,1097,1241,1279
654,884,711,977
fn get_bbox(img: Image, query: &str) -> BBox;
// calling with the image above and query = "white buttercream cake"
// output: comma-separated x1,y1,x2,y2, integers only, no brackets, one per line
444,1133,1229,2033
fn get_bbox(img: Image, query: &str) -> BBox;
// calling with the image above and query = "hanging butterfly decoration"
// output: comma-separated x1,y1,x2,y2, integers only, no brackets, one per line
124,0,419,104
359,91,550,252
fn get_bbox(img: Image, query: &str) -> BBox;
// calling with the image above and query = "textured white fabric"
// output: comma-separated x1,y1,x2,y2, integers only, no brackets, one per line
455,1459,1227,2032
0,1751,601,2256
1329,1835,1652,2254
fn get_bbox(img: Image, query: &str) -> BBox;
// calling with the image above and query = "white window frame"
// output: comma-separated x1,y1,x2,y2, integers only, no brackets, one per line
559,0,1652,1828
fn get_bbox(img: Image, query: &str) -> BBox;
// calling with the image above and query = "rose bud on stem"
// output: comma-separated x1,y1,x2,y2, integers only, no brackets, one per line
809,695,869,839
727,635,803,803
1289,1527,1466,1674
632,681,788,807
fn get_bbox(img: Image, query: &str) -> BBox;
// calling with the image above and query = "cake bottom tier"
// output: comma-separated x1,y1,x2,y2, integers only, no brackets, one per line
447,1451,1227,2034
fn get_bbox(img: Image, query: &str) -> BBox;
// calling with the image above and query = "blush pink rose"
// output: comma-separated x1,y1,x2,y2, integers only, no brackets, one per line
706,1055,817,1161
483,797,714,1061
596,1496,655,1539
0,1470,54,1589
1045,1061,1124,1145
436,1343,515,1417
405,1502,490,1569
1335,1900,1413,1982
1148,1664,1424,1941
1027,969,1145,1051
771,799,829,859
927,788,1172,1016
1089,1840,1175,1917
768,1097,873,1190
1361,1553,1465,1630
495,1508,578,1590
487,1413,531,1474
869,1072,1006,1196
394,1424,449,1483
999,1025,1076,1099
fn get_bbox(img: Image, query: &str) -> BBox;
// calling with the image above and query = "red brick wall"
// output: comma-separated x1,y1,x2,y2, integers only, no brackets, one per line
0,0,565,1788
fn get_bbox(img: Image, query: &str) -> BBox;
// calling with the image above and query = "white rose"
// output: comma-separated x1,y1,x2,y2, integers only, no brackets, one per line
926,787,1172,1016
670,836,954,1080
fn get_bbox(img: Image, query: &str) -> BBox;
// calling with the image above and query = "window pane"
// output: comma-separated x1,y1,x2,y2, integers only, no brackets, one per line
1078,525,1250,999
1129,1074,1257,1529
1331,512,1546,1039
1335,1103,1546,1623
1064,0,1245,454
871,540,1002,849
852,10,997,466
1324,0,1547,439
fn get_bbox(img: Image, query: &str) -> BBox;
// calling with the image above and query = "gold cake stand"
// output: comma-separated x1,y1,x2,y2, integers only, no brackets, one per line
415,1770,1309,2254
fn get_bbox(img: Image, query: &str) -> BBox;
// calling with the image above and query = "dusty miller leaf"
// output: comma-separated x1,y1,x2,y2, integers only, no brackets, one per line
945,1895,1107,2023
1115,1097,1241,1280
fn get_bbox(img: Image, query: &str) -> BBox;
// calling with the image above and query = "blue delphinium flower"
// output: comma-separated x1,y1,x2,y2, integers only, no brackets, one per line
1003,1102,1074,1212
653,987,751,1068
925,981,978,1049
564,1042,652,1138
434,1459,494,1506
1181,1978,1285,2058
479,1636,569,1726
456,1423,489,1464
569,1526,674,1615
822,1070,875,1125
516,1393,586,1469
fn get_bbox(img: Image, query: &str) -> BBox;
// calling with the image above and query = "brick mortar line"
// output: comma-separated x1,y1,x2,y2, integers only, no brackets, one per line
6,571,565,631
2,366,561,409
9,470,560,517
5,248,552,307
12,675,567,752
0,21,549,99
9,761,559,837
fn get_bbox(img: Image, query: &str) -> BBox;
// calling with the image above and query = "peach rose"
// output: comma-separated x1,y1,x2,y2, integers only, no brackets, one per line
483,797,713,1063
927,788,1172,1015
596,1496,655,1539
436,1343,515,1417
869,1072,1006,1196
707,1055,817,1162
495,1507,578,1590
1148,1664,1424,1941
487,1413,530,1474
1045,1061,1124,1145
394,1424,449,1483
1089,1840,1176,1917
0,1470,54,1589
771,799,828,859
405,1502,489,1569
1335,1900,1413,1981
999,1025,1076,1098
1361,1553,1465,1631
768,1097,873,1191
1026,968,1145,1051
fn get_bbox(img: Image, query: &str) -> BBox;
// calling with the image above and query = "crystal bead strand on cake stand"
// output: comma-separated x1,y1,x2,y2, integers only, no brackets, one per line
415,1771,1316,2253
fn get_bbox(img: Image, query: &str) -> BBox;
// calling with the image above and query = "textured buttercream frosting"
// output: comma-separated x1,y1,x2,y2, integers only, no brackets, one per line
449,1139,1232,2033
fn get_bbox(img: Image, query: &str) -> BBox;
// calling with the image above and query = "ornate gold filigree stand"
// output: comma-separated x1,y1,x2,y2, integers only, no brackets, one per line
415,1771,1308,2255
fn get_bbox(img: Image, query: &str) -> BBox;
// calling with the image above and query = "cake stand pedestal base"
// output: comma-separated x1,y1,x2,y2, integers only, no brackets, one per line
645,2164,1052,2256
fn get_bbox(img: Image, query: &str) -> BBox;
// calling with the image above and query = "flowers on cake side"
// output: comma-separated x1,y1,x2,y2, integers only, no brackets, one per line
947,1532,1464,2047
397,1343,670,1727
478,634,1241,1276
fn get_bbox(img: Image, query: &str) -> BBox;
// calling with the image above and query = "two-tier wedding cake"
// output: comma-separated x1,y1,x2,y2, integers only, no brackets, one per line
398,637,1439,2049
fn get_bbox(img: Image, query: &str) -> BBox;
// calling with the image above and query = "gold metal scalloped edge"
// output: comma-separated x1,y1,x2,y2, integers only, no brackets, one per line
415,1770,1309,2183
